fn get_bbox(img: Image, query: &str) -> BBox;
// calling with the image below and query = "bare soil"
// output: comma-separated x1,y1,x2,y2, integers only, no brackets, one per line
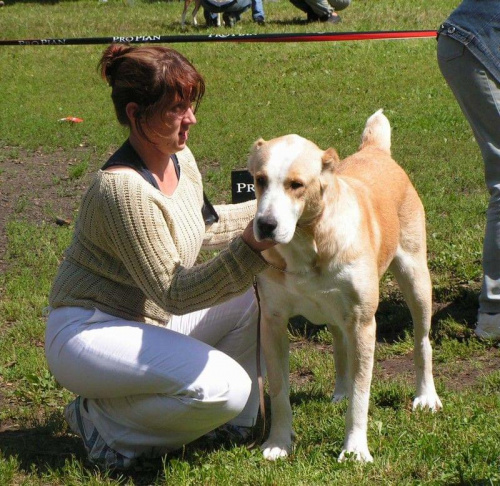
0,146,92,274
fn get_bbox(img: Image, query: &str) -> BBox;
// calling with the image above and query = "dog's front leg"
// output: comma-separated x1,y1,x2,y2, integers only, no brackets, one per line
181,1,190,28
260,311,294,461
328,323,349,402
338,316,376,463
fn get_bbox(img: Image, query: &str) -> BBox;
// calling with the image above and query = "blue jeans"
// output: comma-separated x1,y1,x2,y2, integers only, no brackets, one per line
438,34,500,314
251,0,264,21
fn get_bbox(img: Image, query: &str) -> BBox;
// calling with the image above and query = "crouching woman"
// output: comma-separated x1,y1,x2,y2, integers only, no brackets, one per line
45,44,273,470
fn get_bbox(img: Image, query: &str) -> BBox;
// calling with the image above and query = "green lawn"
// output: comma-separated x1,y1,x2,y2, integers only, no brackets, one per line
1,0,499,484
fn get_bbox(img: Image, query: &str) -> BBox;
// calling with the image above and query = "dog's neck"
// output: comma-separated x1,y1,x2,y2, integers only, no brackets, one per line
314,176,365,265
263,231,319,275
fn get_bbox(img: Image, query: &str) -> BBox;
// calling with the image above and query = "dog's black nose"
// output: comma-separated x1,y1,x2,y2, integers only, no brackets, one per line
257,217,278,239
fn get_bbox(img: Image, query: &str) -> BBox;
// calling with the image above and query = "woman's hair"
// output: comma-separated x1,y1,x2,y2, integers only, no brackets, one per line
98,44,205,138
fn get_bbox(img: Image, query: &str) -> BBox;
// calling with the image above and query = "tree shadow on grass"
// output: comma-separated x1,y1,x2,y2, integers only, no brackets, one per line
2,0,66,4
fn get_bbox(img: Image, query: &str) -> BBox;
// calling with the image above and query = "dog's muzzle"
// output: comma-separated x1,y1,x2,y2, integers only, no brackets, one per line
256,216,278,240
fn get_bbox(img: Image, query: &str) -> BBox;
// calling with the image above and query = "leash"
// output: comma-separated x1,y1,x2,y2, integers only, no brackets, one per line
248,277,266,449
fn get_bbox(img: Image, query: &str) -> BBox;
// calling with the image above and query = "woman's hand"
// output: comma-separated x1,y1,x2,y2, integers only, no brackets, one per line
241,220,277,252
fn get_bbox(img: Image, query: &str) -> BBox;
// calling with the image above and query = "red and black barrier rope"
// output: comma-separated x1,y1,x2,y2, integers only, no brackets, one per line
0,30,437,46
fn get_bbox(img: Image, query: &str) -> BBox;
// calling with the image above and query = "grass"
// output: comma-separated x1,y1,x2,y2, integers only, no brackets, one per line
1,0,500,484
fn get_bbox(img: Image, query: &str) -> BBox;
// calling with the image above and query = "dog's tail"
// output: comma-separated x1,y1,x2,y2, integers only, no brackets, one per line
359,109,391,154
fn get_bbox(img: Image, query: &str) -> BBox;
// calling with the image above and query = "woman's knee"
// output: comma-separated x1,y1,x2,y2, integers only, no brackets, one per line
225,367,252,418
188,351,252,421
214,358,252,418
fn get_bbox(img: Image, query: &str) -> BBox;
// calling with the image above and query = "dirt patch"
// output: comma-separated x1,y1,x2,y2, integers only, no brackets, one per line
289,338,500,394
375,347,500,391
0,146,94,274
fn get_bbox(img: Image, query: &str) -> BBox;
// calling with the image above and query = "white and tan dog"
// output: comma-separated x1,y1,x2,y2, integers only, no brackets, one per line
181,0,221,28
248,110,442,462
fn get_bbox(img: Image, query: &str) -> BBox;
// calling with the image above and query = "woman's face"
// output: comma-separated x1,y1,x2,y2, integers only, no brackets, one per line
133,102,197,155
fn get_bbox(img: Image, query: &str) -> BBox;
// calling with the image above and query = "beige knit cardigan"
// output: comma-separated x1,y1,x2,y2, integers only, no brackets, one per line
49,146,267,326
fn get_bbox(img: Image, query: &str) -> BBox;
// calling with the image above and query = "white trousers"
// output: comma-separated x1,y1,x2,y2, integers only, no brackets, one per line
45,289,261,459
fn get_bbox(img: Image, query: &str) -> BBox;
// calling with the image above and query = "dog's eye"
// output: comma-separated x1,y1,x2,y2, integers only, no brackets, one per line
256,176,267,187
290,181,304,190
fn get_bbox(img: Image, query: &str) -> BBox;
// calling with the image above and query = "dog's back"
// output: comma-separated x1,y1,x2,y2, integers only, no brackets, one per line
334,110,426,274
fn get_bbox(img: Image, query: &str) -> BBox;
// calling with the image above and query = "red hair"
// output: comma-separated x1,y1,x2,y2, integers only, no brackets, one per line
98,44,205,138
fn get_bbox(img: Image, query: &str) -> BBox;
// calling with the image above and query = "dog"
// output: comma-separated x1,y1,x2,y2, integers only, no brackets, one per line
181,0,221,28
247,110,442,462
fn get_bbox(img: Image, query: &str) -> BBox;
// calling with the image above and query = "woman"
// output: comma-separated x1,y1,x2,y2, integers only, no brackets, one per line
45,44,273,470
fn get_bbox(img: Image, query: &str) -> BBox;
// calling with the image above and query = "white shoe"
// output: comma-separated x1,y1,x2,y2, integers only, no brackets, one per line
475,313,500,340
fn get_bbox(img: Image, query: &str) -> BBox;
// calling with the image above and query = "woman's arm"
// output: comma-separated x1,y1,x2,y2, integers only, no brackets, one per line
101,176,267,316
202,200,256,250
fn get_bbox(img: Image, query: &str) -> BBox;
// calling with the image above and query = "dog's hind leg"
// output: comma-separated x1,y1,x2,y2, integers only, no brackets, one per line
328,323,349,402
389,248,442,412
181,3,190,27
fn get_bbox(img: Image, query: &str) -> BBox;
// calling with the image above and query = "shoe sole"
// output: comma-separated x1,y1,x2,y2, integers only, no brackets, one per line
475,328,500,340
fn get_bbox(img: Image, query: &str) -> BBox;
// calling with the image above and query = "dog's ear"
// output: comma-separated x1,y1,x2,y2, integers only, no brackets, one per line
247,138,266,174
321,147,339,173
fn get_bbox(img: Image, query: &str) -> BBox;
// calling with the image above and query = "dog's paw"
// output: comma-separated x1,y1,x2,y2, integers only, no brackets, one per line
331,391,348,403
338,447,373,463
338,433,373,463
261,440,292,461
413,393,442,412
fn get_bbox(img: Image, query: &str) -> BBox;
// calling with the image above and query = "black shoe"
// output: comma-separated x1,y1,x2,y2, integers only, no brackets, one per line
307,12,320,22
254,16,265,25
223,12,236,27
205,424,253,444
321,13,341,24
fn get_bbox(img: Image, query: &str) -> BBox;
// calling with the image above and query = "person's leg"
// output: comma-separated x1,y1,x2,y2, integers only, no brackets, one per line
45,306,252,460
200,0,219,25
168,289,262,428
223,0,251,25
438,35,500,334
303,0,333,19
328,0,350,11
251,0,265,23
289,0,316,17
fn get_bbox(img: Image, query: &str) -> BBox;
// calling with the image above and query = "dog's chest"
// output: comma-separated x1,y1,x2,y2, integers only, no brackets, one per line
261,262,357,325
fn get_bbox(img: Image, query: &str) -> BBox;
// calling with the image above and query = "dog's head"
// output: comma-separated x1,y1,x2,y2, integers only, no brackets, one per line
248,134,339,244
